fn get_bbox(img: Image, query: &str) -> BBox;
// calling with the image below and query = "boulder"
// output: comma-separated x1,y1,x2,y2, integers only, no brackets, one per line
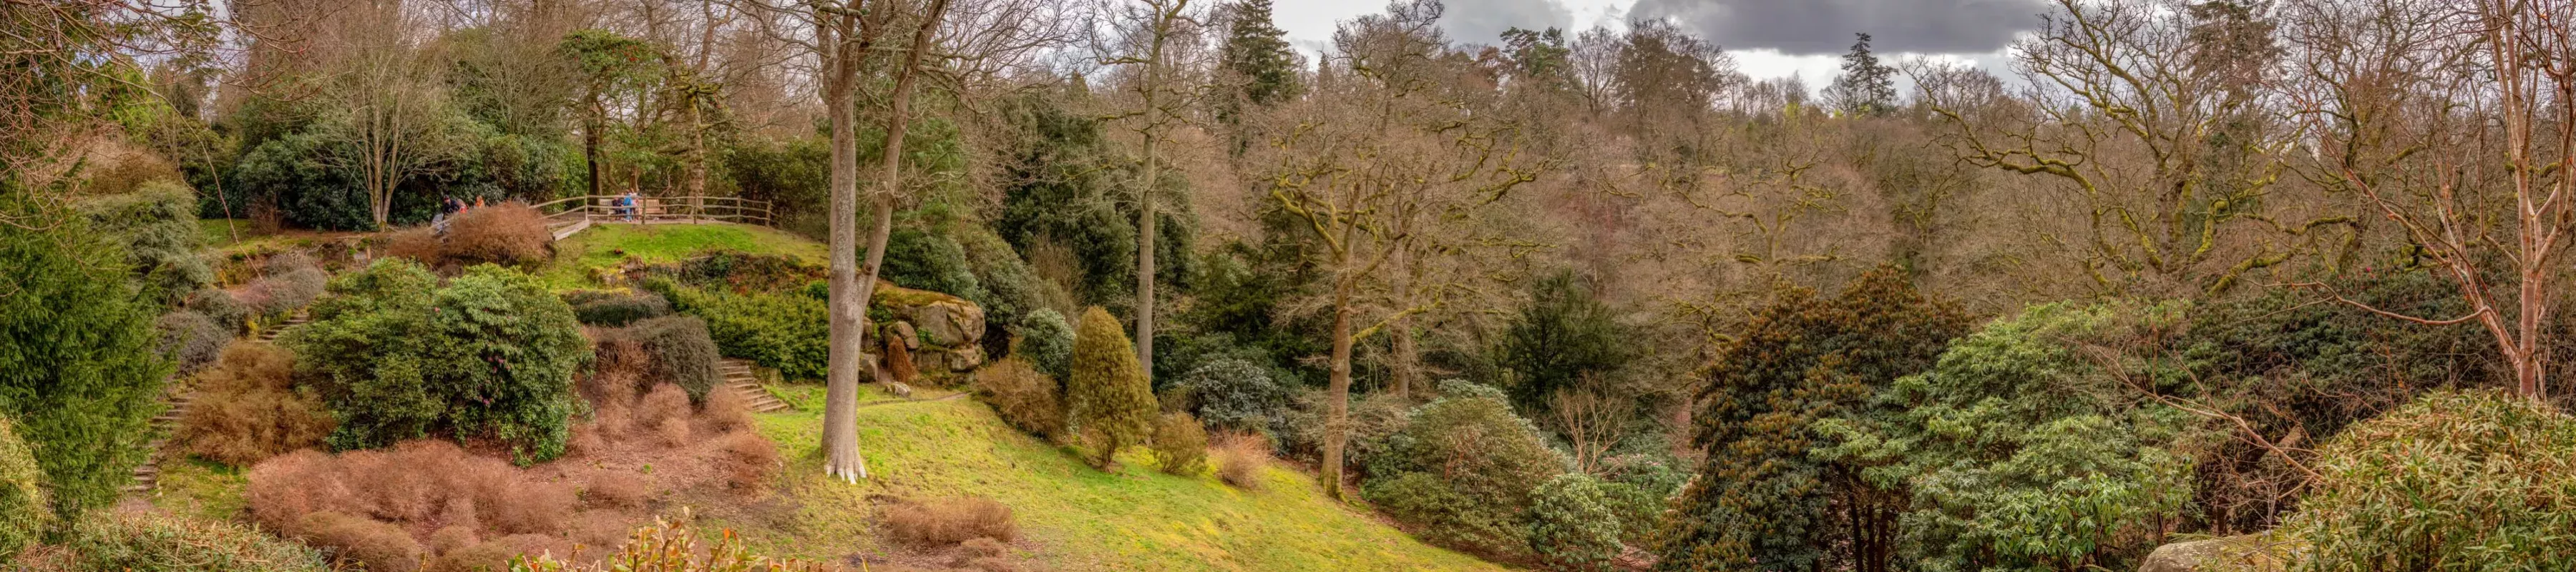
902,300,985,348
888,320,921,350
945,345,985,372
2140,534,2300,572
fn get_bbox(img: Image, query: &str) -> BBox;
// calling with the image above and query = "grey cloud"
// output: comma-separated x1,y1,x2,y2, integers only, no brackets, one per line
1629,0,2049,55
1437,0,1574,44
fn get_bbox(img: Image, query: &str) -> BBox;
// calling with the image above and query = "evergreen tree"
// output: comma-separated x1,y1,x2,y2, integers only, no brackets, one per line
1068,307,1156,468
1496,270,1629,415
1823,33,1897,117
0,193,170,533
1219,0,1299,108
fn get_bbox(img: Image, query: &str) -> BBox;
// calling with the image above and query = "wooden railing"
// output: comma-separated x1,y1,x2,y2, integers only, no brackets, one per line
530,194,775,239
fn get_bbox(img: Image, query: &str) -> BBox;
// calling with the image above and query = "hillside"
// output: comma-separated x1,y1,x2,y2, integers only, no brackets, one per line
543,222,827,288
723,384,1508,572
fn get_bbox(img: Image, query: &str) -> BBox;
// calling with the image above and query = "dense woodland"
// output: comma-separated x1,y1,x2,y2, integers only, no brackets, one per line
4,0,2576,571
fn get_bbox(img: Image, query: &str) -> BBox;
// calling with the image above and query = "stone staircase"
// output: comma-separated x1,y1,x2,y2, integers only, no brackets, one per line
130,312,310,493
723,359,792,413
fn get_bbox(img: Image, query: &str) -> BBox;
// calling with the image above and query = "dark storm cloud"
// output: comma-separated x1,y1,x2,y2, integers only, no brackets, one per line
1438,0,1574,44
1629,0,2049,55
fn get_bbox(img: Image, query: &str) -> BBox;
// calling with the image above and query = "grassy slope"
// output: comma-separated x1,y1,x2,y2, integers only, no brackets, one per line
726,384,1508,572
542,222,826,288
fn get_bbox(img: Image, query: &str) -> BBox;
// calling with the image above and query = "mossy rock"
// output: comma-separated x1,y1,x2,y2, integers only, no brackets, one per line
2140,533,2304,572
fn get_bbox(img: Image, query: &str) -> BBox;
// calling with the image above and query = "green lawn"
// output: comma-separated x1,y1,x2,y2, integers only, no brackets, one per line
542,222,825,289
726,384,1510,572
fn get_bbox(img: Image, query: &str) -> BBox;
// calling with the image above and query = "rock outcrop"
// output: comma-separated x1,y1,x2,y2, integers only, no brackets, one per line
2140,533,2301,572
870,280,987,379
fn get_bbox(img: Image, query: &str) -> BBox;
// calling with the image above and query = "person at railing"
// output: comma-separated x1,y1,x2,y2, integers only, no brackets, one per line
433,196,467,236
620,191,639,222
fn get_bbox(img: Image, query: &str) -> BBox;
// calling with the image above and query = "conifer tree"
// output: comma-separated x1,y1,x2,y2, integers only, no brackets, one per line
1219,0,1299,109
1823,33,1897,117
1068,307,1156,468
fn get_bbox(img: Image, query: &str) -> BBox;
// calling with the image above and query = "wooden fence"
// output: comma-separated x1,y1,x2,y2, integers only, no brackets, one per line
529,194,775,240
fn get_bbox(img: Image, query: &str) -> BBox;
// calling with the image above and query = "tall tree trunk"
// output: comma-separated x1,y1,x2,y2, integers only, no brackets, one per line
1319,272,1355,500
855,0,952,340
1136,132,1158,376
821,9,869,483
1388,243,1415,398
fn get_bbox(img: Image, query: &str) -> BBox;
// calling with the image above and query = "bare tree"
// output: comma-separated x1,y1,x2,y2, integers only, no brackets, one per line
2279,0,2576,398
1548,383,1629,474
1094,0,1209,380
321,1,455,229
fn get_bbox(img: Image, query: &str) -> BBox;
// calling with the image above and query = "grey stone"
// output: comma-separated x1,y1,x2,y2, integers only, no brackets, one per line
2140,534,2299,572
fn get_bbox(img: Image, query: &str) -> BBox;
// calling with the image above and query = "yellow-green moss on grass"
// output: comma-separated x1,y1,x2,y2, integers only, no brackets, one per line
542,223,825,289
723,385,1508,572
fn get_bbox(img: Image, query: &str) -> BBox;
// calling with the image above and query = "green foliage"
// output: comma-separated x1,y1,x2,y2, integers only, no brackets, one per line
1016,308,1075,380
1176,245,1325,386
230,122,371,230
562,288,671,327
1661,267,1972,572
1152,412,1209,476
884,227,987,304
1219,0,1302,108
2286,390,2576,571
155,310,233,374
0,415,48,561
1175,356,1289,436
188,288,249,333
722,137,828,237
1526,473,1621,572
609,316,723,403
1068,307,1156,468
1816,302,2197,572
1497,270,1631,413
649,278,828,381
1823,33,1897,116
79,179,213,306
1596,452,1687,547
286,260,589,463
54,510,333,571
995,91,1196,314
0,196,170,532
1362,380,1569,558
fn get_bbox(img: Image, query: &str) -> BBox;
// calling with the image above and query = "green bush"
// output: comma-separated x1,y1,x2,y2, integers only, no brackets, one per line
1496,270,1631,413
1015,308,1074,380
1362,380,1569,558
1068,307,1155,468
884,227,987,305
606,316,722,403
0,194,170,531
649,279,827,381
0,415,49,561
1527,473,1621,572
79,179,213,307
1151,412,1209,476
1596,452,1686,547
188,288,249,332
233,127,371,231
1175,357,1288,437
287,260,590,463
2286,390,2576,569
562,289,670,327
155,310,233,374
52,510,332,571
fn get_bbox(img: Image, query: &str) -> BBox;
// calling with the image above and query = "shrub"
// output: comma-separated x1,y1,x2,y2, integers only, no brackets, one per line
1361,380,1569,557
0,415,48,561
0,195,170,529
1810,302,2196,571
79,179,215,306
602,316,723,403
1527,473,1621,572
288,260,590,462
973,358,1063,438
443,202,551,267
155,310,232,374
245,440,578,541
54,510,332,572
1176,357,1287,436
1596,453,1686,546
716,431,780,490
884,497,1018,547
1212,432,1269,490
1013,308,1074,380
243,267,328,320
174,343,335,466
562,289,670,327
884,227,987,304
1067,307,1155,468
2286,390,2576,568
1151,413,1209,476
504,518,831,571
298,511,426,572
1497,270,1631,414
582,473,648,509
189,288,250,332
648,279,827,381
385,227,444,265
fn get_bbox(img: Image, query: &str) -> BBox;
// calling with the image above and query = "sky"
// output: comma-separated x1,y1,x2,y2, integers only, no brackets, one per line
1272,0,2046,94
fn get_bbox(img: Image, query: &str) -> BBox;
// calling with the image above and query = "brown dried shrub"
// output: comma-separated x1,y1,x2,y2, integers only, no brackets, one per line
297,511,426,572
426,526,479,556
1213,433,1269,491
716,431,780,490
479,480,575,535
884,497,1017,547
246,439,572,541
385,227,444,266
444,203,552,267
1150,413,1208,477
698,386,753,434
966,558,1022,572
655,417,693,448
633,384,692,438
175,342,336,466
584,473,648,509
957,536,1008,560
565,423,607,458
972,359,1062,438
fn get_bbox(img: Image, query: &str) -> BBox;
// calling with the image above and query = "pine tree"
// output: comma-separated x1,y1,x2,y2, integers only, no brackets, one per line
1823,33,1897,117
1219,0,1299,108
1067,307,1155,468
